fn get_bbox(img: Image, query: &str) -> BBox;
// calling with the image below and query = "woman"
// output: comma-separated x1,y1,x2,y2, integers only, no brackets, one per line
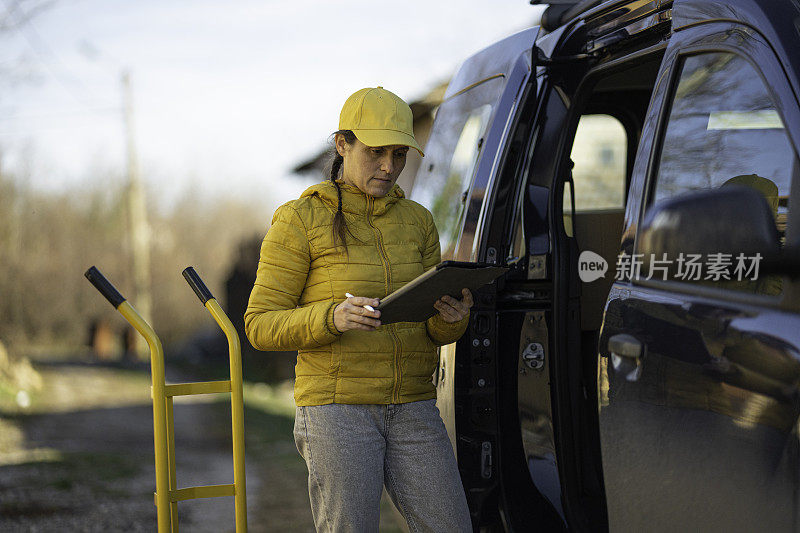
245,86,473,532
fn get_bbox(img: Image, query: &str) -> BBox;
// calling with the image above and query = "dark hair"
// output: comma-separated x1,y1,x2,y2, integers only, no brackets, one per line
330,129,357,249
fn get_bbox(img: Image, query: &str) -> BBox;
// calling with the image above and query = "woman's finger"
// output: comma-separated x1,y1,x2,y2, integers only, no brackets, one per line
448,293,473,320
443,310,459,323
334,300,382,332
345,300,381,317
462,288,474,308
345,315,374,330
351,314,381,328
442,295,468,315
345,304,380,326
348,296,380,308
453,290,472,311
435,300,460,323
347,304,380,319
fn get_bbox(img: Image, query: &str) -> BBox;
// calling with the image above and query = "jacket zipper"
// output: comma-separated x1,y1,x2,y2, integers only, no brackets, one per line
367,196,402,403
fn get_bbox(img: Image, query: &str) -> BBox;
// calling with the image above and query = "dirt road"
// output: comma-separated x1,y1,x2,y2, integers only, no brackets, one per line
0,360,406,532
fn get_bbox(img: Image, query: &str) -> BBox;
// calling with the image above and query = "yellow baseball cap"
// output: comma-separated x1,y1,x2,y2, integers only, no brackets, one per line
338,86,424,156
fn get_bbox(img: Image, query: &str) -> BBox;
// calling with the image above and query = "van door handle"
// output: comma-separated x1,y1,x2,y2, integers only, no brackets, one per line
608,333,644,381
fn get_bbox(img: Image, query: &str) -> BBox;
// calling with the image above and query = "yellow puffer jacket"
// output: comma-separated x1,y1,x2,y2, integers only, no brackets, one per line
245,179,469,406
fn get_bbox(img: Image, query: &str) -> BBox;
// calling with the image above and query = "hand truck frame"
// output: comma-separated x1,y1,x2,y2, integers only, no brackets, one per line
85,266,247,533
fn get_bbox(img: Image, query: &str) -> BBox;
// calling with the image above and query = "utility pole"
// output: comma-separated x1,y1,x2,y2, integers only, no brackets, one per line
122,70,152,360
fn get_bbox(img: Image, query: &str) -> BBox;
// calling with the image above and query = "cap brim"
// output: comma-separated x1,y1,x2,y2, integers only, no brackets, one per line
352,129,424,157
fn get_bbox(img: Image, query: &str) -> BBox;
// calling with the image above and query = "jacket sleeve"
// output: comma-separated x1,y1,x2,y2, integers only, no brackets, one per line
421,210,470,346
244,203,342,351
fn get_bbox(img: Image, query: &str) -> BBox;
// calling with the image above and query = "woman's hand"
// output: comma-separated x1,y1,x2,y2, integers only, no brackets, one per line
334,295,382,332
434,288,473,323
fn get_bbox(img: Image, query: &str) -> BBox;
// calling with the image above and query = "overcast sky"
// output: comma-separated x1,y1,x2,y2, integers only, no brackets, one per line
1,0,543,211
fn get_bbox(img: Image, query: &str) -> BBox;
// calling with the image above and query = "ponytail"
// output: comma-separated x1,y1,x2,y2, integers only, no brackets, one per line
330,130,356,250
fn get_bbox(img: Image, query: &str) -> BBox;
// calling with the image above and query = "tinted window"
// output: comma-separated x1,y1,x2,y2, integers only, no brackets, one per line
651,52,796,295
411,77,504,259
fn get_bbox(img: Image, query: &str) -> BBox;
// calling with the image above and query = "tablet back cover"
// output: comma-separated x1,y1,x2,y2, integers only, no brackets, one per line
377,262,508,324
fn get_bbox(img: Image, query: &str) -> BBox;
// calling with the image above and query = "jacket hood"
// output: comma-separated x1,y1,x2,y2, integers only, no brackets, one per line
300,179,405,216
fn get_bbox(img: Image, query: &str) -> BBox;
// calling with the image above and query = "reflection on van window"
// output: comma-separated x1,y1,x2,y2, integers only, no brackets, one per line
569,114,627,211
429,106,491,249
411,76,504,259
654,52,794,218
652,52,797,296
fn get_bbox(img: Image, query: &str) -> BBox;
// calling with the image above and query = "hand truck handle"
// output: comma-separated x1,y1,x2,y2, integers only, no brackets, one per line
182,267,214,304
85,266,126,309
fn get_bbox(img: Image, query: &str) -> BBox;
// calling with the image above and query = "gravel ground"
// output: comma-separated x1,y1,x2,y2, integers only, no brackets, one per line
0,360,407,532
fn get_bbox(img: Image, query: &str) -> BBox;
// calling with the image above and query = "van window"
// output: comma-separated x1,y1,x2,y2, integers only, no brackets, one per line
411,77,504,259
569,114,627,211
651,52,796,295
563,113,628,238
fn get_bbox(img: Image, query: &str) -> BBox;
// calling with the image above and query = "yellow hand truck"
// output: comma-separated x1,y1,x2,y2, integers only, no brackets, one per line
85,266,247,533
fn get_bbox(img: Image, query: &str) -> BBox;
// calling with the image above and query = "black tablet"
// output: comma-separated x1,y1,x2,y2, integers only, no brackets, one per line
376,261,508,324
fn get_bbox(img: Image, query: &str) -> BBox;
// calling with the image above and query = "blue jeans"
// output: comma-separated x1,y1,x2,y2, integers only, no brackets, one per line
293,399,472,532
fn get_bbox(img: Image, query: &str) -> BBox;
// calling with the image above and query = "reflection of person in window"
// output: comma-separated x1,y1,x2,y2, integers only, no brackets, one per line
723,174,779,215
720,174,782,296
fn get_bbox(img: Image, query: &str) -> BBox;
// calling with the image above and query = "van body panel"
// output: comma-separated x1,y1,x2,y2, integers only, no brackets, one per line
443,28,539,100
600,285,800,531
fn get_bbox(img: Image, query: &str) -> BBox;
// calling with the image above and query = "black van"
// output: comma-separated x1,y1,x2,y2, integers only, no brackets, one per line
409,0,800,530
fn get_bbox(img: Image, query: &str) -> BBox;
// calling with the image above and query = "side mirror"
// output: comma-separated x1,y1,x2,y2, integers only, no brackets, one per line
638,186,781,274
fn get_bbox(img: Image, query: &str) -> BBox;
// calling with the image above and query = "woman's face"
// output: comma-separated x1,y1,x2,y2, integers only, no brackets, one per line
336,134,409,198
